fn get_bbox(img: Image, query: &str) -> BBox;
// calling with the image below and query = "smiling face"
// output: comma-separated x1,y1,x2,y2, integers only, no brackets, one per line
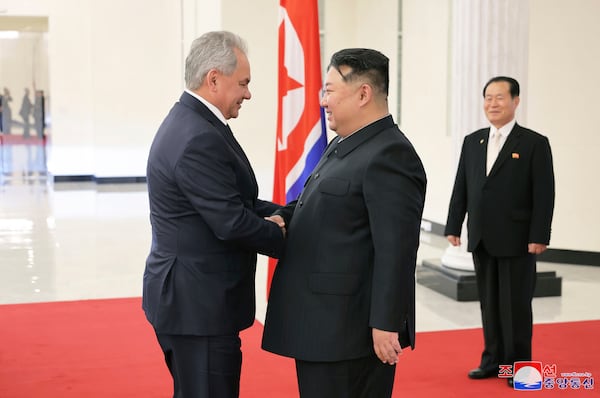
320,65,363,136
483,81,520,129
214,48,252,120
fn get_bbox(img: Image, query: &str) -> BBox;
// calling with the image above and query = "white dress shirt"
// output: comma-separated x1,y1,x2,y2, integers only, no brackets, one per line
487,119,516,175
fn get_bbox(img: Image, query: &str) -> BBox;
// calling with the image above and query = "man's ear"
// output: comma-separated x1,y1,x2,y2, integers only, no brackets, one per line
206,69,219,91
358,83,372,105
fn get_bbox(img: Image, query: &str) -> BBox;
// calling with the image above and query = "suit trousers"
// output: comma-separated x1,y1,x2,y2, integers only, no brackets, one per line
156,333,242,398
295,354,396,398
472,243,536,372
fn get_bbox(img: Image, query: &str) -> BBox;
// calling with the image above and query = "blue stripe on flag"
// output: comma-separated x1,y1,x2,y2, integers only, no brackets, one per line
285,110,327,202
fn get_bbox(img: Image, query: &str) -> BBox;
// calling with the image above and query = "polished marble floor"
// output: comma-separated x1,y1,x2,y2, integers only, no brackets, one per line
1,175,599,334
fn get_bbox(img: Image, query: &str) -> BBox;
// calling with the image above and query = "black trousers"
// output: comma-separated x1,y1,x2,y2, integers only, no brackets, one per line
472,244,536,373
156,333,242,398
295,354,396,398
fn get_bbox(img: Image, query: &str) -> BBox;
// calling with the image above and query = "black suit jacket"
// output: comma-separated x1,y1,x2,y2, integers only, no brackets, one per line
445,123,555,256
143,92,284,336
262,116,426,362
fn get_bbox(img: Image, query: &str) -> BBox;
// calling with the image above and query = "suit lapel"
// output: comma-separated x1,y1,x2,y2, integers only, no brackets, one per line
470,129,489,185
311,136,340,176
179,92,259,189
217,123,259,190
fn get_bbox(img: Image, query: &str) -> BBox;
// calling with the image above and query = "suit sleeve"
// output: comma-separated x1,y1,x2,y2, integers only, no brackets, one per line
254,199,282,217
529,136,555,244
363,142,426,337
175,133,284,258
444,137,468,236
271,200,297,226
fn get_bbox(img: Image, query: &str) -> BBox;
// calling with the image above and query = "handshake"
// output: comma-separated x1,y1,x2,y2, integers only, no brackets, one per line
265,215,286,237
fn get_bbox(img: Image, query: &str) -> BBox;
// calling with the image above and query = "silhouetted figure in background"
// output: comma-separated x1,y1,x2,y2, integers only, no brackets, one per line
20,88,32,138
1,88,14,176
25,89,48,175
1,87,12,134
33,90,45,138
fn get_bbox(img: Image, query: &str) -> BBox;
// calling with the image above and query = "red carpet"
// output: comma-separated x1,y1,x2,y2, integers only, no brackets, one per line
0,298,597,397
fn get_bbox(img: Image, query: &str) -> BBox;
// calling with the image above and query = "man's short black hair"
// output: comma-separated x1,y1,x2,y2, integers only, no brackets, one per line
328,48,389,96
483,76,520,98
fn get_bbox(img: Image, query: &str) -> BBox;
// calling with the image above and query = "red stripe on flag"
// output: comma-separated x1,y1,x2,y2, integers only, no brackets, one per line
268,0,324,295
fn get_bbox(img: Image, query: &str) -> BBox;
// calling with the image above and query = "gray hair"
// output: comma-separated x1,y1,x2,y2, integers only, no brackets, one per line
184,31,248,90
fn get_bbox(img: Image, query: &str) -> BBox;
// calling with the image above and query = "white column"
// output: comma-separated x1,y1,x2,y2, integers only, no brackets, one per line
442,0,529,271
180,0,223,65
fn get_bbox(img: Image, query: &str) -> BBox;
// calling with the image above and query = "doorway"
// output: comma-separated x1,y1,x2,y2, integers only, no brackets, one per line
0,16,49,185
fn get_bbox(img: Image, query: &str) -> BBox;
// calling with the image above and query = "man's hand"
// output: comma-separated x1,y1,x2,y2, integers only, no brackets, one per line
372,328,402,365
447,235,461,246
528,243,547,254
265,215,286,237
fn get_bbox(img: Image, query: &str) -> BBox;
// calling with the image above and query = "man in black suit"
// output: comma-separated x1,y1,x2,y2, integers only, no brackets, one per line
143,31,285,398
445,76,555,387
262,48,427,398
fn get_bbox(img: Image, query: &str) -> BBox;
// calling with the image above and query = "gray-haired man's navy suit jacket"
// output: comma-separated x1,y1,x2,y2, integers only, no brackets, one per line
143,92,284,336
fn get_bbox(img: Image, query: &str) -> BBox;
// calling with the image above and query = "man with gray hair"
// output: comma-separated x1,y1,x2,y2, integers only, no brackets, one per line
143,31,285,398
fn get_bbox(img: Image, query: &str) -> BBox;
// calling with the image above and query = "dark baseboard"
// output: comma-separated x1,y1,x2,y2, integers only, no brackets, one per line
538,249,600,267
95,176,147,184
422,218,600,267
53,175,95,182
53,175,147,184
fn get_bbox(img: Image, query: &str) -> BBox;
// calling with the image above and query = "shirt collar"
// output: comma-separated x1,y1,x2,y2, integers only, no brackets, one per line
490,118,516,139
184,89,228,126
338,114,390,143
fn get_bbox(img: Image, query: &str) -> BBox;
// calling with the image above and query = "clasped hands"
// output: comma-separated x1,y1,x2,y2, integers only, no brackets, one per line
265,215,286,237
